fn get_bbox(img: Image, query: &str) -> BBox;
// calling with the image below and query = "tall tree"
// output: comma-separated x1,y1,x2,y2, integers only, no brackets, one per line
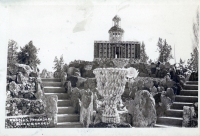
179,58,185,65
53,55,64,72
188,7,199,71
140,41,149,63
60,55,64,70
17,41,41,67
157,38,173,63
7,40,18,67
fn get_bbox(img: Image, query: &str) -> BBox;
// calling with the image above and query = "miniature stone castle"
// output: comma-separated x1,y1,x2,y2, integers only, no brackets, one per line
94,15,141,60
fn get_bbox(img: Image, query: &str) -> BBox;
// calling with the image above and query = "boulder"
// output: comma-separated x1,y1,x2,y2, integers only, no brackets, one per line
74,72,81,77
84,78,97,90
166,80,175,88
150,86,157,96
82,70,95,78
182,106,196,127
137,80,144,90
177,75,186,83
67,81,72,94
79,89,93,127
29,72,38,77
157,86,164,92
70,87,81,113
67,67,80,76
35,82,44,99
15,63,33,77
67,75,78,87
93,92,98,111
9,81,20,96
7,66,18,75
166,88,175,102
23,92,36,100
16,72,28,84
160,92,172,111
60,72,67,86
7,75,16,83
76,77,87,88
144,79,154,89
153,93,161,103
189,72,198,81
129,86,138,99
126,90,156,127
165,62,171,69
153,80,159,88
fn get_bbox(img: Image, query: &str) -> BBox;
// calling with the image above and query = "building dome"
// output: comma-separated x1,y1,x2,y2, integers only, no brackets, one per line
108,25,124,33
112,15,121,22
109,15,124,42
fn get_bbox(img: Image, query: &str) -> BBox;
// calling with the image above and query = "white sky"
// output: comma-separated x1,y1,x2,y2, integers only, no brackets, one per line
0,0,199,71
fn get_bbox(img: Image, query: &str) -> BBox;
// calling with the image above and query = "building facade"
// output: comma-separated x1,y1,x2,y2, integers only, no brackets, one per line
94,15,140,59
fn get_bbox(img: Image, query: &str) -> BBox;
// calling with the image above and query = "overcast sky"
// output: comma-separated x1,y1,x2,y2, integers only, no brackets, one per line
0,0,199,71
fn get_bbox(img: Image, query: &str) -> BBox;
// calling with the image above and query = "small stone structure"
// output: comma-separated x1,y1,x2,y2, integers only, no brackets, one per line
94,15,140,60
79,89,93,127
45,95,58,127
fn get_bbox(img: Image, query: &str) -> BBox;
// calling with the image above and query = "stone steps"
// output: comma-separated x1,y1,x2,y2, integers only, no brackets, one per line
185,81,198,85
43,82,62,87
183,84,198,90
175,95,198,103
45,93,70,100
44,87,66,93
171,102,194,110
57,114,80,122
156,117,183,126
155,81,198,128
42,78,82,128
58,107,75,114
41,78,61,82
180,90,198,96
165,109,183,118
58,100,71,107
56,122,83,128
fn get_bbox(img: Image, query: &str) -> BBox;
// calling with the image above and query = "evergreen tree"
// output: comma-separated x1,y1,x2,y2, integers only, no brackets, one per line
157,38,173,63
7,40,18,67
17,41,41,67
187,7,199,71
140,41,149,63
179,58,185,65
53,55,64,72
60,55,64,70
148,59,153,64
53,56,59,71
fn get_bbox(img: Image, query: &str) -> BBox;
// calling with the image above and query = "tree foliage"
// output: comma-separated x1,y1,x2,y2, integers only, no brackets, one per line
17,41,41,67
7,40,18,67
53,55,64,72
148,59,153,64
157,38,173,63
179,58,185,65
140,42,149,63
187,7,199,71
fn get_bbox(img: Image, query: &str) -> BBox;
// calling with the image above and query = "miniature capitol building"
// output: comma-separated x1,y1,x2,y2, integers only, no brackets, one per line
94,15,140,60
93,59,139,123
